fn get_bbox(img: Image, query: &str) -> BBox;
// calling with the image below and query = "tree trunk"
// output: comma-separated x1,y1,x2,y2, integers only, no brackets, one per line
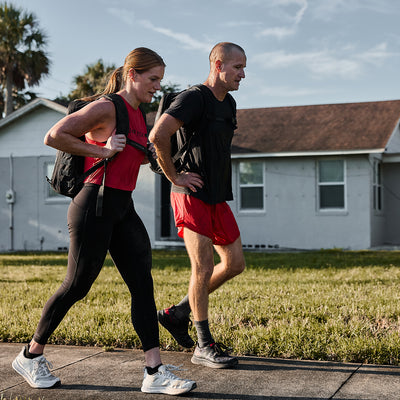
4,71,14,117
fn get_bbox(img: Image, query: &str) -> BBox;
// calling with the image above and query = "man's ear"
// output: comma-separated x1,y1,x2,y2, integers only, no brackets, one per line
215,60,223,72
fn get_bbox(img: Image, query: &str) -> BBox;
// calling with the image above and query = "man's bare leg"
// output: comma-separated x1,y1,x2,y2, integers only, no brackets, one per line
182,228,239,368
183,228,214,322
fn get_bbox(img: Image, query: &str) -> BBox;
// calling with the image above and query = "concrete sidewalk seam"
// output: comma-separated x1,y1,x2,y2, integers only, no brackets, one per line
52,350,105,373
329,362,364,399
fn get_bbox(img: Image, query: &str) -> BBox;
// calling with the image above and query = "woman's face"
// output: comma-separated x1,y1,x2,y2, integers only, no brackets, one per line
133,65,165,104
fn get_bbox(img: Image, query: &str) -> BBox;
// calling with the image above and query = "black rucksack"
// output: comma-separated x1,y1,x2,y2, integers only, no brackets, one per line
149,84,237,175
47,93,148,214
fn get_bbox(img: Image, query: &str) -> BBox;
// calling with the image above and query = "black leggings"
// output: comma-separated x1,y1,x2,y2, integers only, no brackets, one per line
33,184,159,352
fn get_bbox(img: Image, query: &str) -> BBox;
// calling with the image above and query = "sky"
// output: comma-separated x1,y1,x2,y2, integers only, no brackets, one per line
7,0,400,110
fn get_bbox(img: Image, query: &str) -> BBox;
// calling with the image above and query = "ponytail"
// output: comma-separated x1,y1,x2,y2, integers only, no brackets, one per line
79,66,123,102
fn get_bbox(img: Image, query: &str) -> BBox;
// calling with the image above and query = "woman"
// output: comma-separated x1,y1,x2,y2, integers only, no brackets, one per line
12,47,196,396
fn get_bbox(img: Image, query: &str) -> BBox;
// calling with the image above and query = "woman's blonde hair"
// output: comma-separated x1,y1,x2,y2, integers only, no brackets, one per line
82,47,165,101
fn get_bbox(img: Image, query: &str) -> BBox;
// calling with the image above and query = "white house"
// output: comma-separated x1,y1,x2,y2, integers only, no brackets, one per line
1,97,400,251
228,100,400,250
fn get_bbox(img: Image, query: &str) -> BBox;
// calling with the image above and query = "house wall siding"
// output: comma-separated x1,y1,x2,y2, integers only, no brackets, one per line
0,155,70,251
385,123,400,153
0,157,12,251
0,107,63,158
232,156,372,250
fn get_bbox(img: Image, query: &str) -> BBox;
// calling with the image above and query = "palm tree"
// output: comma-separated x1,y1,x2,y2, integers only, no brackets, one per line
0,2,50,116
68,59,116,100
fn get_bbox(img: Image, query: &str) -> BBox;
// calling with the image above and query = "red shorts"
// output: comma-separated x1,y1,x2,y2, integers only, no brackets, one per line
170,192,240,246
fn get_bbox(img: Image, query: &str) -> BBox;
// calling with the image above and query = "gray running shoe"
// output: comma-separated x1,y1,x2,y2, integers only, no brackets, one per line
157,306,195,348
12,347,61,388
141,364,196,395
191,342,238,369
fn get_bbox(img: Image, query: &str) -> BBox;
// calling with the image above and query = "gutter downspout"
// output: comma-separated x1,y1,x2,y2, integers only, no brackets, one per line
6,154,15,251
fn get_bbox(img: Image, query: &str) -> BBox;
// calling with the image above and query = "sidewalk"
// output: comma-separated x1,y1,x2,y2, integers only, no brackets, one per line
1,342,400,400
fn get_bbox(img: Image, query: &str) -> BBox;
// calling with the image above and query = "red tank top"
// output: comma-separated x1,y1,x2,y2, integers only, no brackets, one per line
83,96,147,191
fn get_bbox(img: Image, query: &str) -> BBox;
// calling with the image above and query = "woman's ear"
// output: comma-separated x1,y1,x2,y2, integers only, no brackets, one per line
128,68,136,81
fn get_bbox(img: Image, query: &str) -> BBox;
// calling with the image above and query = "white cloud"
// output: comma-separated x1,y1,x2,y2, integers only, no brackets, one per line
257,0,308,39
311,0,398,20
355,42,393,65
252,42,394,79
310,57,360,78
222,21,262,28
292,0,308,24
253,50,320,68
139,20,212,53
257,26,295,39
106,7,135,26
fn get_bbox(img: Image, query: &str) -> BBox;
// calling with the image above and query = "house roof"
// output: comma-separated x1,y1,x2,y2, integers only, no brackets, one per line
0,98,66,129
232,99,400,156
147,99,400,157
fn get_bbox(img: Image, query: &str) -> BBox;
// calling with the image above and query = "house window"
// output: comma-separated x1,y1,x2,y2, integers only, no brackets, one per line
45,162,63,199
373,160,382,211
239,161,264,210
318,160,345,210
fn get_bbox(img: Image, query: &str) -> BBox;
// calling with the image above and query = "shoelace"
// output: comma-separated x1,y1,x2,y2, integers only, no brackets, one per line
33,357,54,377
211,342,232,356
159,364,188,380
164,364,184,371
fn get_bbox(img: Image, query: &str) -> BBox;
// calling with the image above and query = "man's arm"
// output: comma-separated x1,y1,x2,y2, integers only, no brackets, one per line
149,113,204,192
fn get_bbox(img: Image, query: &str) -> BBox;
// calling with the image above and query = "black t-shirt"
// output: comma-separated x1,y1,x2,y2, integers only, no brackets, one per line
165,85,237,204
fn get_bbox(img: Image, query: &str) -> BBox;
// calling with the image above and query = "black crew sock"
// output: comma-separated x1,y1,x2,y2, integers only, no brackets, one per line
146,363,162,375
194,319,214,347
24,344,42,359
174,295,191,319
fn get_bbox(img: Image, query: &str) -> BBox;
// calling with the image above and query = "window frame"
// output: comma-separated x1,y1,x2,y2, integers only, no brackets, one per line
317,159,347,212
238,160,266,213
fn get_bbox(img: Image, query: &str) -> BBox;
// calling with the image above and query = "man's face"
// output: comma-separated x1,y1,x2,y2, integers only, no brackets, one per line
219,49,246,92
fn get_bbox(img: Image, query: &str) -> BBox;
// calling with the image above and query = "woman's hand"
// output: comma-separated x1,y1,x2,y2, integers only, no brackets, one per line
103,130,126,159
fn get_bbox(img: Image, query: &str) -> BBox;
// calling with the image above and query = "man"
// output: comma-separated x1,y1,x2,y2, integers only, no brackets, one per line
149,42,246,368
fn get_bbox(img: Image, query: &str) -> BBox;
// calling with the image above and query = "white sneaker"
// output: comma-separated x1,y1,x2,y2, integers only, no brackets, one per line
12,347,61,388
141,364,196,395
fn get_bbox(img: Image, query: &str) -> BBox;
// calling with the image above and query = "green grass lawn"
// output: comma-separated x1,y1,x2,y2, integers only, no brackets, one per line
1,249,400,365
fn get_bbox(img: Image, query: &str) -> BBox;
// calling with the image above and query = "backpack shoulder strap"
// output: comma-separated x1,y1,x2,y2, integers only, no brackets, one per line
103,93,129,136
155,91,180,123
226,93,238,129
67,99,89,115
170,85,207,165
139,104,147,126
103,93,148,154
194,86,237,128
